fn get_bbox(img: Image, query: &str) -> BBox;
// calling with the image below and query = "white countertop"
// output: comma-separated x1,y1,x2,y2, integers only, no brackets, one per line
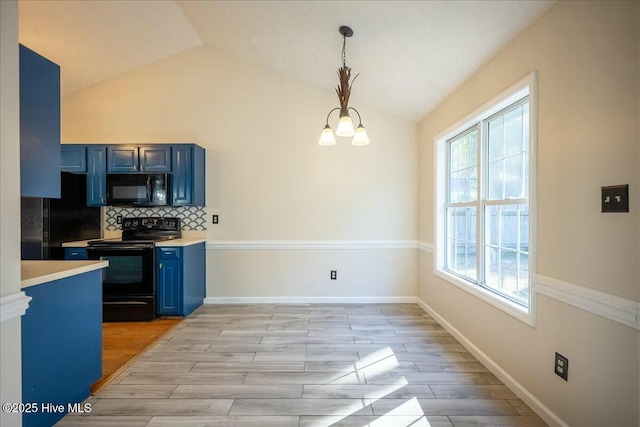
21,260,109,289
62,237,206,248
155,238,207,247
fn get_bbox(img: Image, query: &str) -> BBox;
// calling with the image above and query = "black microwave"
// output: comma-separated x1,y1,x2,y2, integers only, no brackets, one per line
106,174,170,206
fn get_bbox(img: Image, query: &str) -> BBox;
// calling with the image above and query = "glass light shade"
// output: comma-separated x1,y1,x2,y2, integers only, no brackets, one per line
335,115,355,137
318,125,337,146
352,124,370,146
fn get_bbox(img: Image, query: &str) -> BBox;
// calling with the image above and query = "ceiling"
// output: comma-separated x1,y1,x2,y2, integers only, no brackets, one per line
18,0,555,122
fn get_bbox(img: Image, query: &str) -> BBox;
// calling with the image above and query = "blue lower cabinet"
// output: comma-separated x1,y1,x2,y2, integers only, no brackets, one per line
157,243,205,316
64,247,88,260
21,270,102,427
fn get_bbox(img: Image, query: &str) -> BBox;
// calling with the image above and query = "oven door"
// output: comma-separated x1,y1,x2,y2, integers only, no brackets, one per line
87,245,157,322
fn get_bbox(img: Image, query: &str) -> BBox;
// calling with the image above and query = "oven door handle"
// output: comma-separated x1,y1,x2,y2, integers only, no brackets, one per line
87,246,153,251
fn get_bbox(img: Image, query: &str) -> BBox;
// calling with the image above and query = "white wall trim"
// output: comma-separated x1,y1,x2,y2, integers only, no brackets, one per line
207,240,418,250
416,241,434,253
535,274,640,331
415,297,568,427
204,296,417,304
0,291,32,323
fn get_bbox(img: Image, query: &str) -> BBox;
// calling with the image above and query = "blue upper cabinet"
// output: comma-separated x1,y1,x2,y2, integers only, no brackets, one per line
20,45,61,198
60,145,87,172
108,145,171,173
172,144,205,206
140,145,171,172
87,146,107,206
107,145,139,172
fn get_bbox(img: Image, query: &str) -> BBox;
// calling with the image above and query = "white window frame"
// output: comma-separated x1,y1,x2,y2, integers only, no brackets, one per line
434,72,537,326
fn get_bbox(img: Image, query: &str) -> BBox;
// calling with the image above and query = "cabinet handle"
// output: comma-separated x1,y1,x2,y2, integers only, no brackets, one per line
159,263,163,269
140,165,144,170
101,198,105,203
71,251,78,256
133,165,137,171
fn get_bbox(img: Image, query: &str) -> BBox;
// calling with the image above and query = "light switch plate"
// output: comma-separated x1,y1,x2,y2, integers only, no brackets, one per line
601,185,629,213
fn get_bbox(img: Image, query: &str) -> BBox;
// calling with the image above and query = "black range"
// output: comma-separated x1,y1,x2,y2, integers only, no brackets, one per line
87,217,181,322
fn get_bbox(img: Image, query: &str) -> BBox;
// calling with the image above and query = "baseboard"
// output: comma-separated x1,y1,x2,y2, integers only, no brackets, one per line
204,296,417,304
415,297,568,427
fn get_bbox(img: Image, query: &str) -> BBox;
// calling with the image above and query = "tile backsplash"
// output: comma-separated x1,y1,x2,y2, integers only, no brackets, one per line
105,206,207,231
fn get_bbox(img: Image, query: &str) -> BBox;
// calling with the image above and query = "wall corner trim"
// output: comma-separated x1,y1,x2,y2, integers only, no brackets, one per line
415,297,568,427
417,241,434,253
535,274,640,331
0,291,32,323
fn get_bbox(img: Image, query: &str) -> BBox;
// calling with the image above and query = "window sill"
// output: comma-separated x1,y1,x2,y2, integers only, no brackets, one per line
434,268,536,327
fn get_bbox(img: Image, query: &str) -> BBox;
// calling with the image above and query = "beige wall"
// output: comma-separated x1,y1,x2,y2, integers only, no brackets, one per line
418,1,639,426
1,1,24,425
62,45,418,298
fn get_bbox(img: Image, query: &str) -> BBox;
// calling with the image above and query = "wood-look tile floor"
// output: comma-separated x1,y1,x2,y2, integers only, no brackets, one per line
57,304,547,427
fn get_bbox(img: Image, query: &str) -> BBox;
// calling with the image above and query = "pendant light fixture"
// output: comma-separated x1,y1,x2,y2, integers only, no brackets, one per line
318,26,370,146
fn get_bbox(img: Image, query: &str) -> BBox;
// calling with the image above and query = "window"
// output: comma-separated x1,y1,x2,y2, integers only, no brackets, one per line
435,72,536,324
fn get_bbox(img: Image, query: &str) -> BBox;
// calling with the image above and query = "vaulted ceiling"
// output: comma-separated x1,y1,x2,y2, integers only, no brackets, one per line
18,0,555,121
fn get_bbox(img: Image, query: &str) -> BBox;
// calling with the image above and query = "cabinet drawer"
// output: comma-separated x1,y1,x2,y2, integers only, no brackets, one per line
158,247,182,260
65,248,88,260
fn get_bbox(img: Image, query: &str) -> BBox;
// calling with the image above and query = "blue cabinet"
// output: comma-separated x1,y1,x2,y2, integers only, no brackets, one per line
157,243,205,316
20,45,61,198
22,270,102,427
61,145,87,172
65,248,88,260
172,144,205,206
87,146,107,206
108,145,171,173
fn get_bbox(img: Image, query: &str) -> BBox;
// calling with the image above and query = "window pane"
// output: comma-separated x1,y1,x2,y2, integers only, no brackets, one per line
518,253,530,302
459,136,469,169
469,132,478,167
450,142,459,172
469,166,478,201
500,248,517,293
488,159,504,200
487,205,499,246
504,106,524,156
449,171,460,203
519,204,529,253
466,242,477,280
488,117,504,161
500,205,518,250
504,154,523,199
486,246,499,288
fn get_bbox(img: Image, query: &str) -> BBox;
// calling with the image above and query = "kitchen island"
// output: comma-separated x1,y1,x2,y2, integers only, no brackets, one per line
21,260,108,427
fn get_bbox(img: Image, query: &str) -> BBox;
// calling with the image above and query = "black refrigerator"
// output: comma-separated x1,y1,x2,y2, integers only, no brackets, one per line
21,172,101,260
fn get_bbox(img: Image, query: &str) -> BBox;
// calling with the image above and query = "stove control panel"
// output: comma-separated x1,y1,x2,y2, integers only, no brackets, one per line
122,217,180,231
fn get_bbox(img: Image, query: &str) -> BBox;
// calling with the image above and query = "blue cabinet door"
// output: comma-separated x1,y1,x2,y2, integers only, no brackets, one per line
140,145,171,172
87,146,107,206
61,145,87,172
172,144,205,206
157,248,183,315
20,45,61,198
108,145,139,172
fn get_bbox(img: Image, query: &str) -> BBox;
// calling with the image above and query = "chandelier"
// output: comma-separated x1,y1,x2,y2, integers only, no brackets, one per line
318,26,370,146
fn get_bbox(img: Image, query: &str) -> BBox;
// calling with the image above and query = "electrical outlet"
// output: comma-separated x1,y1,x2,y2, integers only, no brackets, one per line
601,184,629,212
555,352,568,381
212,215,219,224
330,270,337,280
116,215,123,224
